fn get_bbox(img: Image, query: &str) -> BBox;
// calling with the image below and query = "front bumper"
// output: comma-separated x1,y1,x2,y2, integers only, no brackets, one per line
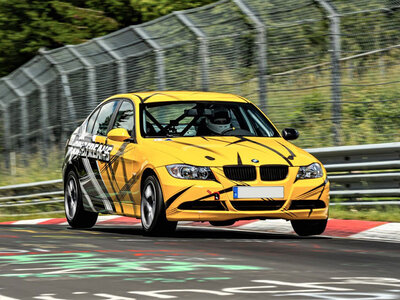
155,166,329,222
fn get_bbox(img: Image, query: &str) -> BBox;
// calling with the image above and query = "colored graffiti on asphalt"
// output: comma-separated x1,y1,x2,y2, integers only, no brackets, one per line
123,277,232,283
0,251,264,279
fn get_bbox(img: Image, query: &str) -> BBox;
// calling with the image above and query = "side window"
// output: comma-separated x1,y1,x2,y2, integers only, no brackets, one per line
112,101,135,136
86,109,100,133
93,101,119,136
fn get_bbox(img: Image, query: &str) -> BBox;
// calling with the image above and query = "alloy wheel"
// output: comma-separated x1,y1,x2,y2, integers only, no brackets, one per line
141,181,157,228
65,176,78,219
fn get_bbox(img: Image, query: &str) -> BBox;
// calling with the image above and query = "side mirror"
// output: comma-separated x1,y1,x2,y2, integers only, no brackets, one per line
282,128,299,141
107,128,131,142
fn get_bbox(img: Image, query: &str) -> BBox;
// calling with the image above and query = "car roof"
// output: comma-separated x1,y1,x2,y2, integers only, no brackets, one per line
106,91,250,104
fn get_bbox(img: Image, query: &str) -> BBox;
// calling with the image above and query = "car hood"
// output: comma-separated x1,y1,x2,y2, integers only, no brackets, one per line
140,136,318,167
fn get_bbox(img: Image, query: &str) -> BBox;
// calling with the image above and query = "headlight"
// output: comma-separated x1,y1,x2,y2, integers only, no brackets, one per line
166,164,214,180
297,163,323,179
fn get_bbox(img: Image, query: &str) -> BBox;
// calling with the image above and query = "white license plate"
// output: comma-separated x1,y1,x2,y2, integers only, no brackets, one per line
233,186,284,199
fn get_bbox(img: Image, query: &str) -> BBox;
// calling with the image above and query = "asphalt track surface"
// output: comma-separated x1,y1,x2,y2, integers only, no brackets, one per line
0,224,399,300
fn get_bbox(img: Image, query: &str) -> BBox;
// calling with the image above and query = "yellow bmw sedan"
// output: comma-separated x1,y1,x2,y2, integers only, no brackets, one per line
63,91,329,236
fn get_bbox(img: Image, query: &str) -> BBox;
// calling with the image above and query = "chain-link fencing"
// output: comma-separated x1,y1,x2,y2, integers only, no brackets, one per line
1,0,400,167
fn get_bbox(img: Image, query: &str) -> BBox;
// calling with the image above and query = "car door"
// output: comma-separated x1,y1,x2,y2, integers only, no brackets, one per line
97,99,139,216
81,99,120,213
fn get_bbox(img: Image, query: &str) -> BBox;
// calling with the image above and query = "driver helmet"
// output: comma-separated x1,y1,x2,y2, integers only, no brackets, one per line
206,106,231,134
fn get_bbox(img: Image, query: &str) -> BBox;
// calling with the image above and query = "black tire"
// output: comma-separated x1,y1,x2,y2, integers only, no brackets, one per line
291,219,328,236
64,171,98,228
209,220,236,226
141,175,177,236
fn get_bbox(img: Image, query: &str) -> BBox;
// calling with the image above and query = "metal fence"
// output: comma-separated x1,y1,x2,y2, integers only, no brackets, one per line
1,0,400,166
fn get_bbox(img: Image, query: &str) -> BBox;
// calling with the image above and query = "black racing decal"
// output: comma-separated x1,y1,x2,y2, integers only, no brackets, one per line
282,206,297,218
100,142,130,173
205,156,215,161
218,136,293,167
171,140,219,154
207,137,256,151
317,184,326,201
118,172,140,208
296,189,323,200
200,136,209,141
296,180,327,199
237,152,243,165
98,142,132,213
71,139,113,162
88,158,115,211
261,197,273,202
103,162,121,206
276,141,296,161
165,186,193,209
118,158,139,216
308,208,313,217
80,173,106,212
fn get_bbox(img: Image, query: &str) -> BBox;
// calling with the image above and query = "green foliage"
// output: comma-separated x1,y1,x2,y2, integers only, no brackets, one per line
127,0,216,24
0,0,215,77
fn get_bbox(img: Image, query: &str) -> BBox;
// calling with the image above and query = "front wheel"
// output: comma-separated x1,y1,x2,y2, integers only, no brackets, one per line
65,171,98,228
291,219,327,236
141,175,177,235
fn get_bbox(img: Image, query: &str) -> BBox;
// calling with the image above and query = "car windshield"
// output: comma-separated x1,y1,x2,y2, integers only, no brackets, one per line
140,101,280,138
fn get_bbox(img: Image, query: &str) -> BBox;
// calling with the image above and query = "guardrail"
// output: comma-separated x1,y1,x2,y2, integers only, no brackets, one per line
307,142,400,205
0,143,399,215
0,179,63,210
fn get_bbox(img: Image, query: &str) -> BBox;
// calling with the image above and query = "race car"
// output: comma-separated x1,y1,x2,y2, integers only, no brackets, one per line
63,91,329,236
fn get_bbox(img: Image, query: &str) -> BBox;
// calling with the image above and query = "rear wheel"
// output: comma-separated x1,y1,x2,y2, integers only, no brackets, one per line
65,171,98,228
209,220,236,226
141,175,177,235
291,219,327,236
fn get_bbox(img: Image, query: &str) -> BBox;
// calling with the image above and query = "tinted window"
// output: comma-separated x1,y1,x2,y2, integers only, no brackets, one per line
86,109,99,133
112,101,135,136
93,101,118,136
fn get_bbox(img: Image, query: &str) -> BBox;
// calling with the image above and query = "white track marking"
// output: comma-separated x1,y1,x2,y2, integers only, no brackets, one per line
238,219,294,234
12,219,51,225
351,223,400,243
0,295,20,300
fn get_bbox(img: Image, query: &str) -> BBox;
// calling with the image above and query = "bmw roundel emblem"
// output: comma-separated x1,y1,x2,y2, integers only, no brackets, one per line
251,159,259,163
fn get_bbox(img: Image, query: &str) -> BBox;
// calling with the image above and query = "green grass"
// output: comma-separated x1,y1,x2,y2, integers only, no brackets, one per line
0,212,65,222
329,205,400,222
0,149,63,186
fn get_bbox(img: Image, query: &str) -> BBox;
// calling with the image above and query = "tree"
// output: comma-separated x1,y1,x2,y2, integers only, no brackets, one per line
0,0,215,77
